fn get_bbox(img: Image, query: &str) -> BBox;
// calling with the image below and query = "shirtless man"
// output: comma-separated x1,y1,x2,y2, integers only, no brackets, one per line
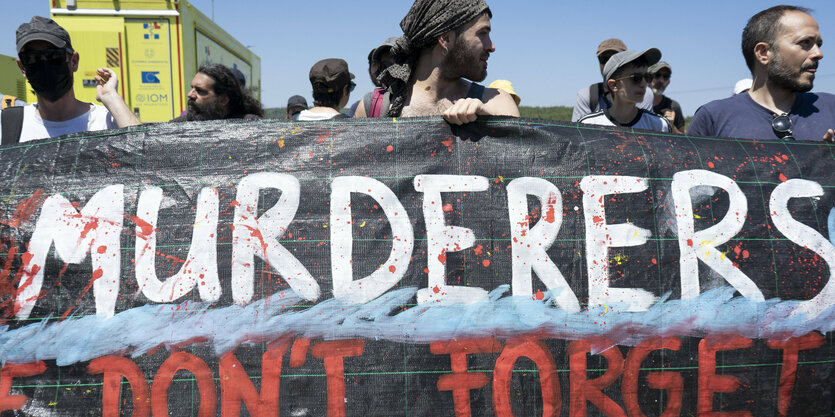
354,0,519,124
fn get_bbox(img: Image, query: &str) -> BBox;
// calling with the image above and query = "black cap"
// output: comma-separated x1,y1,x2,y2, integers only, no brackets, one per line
370,36,399,63
231,67,246,87
287,95,308,109
16,16,72,54
309,58,354,93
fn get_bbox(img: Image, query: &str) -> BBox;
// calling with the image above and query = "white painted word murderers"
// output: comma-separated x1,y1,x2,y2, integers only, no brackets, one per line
14,171,833,320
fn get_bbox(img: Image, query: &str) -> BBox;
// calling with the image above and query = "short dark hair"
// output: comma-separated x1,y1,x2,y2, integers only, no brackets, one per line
197,63,263,118
741,5,812,73
312,84,345,108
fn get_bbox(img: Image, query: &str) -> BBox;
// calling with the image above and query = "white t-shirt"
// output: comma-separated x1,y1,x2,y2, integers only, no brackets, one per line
1,103,116,143
578,108,671,132
296,109,348,121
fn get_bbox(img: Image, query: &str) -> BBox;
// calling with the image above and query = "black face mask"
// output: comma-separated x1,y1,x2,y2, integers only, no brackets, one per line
25,59,73,102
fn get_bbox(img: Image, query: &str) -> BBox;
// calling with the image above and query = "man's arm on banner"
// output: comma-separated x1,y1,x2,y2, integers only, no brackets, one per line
442,88,519,125
95,68,141,128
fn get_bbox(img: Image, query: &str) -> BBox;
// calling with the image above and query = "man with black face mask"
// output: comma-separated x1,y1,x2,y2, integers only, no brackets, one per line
0,16,139,144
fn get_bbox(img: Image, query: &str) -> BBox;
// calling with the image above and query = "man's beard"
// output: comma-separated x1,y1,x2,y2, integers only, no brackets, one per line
186,98,227,121
768,49,815,93
443,36,487,82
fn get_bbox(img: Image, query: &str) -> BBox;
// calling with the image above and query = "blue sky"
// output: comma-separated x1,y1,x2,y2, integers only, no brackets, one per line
2,1,833,115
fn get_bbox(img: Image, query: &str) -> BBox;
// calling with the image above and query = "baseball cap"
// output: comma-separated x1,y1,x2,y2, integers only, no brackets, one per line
309,58,355,93
733,78,753,95
370,36,399,62
602,48,662,82
287,95,308,109
488,80,521,106
16,16,73,54
596,38,627,57
648,61,672,75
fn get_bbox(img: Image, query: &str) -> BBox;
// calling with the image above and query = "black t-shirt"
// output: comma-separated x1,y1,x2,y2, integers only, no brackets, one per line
652,95,685,130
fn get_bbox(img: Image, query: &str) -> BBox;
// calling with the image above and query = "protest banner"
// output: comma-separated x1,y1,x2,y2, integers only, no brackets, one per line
0,117,832,416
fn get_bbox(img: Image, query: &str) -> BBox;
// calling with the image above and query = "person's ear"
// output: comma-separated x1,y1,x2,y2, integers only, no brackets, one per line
753,42,771,66
218,94,230,109
438,31,455,54
607,79,618,92
16,58,26,77
69,51,80,72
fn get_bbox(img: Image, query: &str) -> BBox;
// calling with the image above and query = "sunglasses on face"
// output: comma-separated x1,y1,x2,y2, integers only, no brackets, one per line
349,81,356,92
772,113,795,141
19,48,71,67
653,73,671,81
615,72,653,84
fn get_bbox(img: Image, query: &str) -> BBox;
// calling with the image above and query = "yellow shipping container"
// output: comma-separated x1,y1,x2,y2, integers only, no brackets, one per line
50,0,260,122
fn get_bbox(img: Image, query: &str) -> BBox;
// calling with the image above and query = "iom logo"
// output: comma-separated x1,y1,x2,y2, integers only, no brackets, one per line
143,22,161,40
141,71,160,84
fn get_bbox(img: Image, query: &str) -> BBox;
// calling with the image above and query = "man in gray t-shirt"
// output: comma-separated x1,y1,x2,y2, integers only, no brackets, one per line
572,38,654,122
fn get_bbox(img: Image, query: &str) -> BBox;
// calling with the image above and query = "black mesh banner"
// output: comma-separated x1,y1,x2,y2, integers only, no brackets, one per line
0,118,832,416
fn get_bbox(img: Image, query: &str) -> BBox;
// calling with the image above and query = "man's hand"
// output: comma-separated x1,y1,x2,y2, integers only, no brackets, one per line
824,129,834,143
442,98,487,125
660,109,676,126
95,68,119,103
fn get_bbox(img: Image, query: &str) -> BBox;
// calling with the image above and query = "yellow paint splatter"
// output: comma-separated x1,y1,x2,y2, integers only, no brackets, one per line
694,214,702,219
323,223,328,228
360,221,366,227
498,175,504,183
278,140,285,148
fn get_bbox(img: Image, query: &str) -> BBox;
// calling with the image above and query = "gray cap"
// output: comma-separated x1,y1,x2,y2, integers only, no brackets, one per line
648,60,671,74
16,16,72,54
370,36,399,62
602,48,661,82
287,95,308,109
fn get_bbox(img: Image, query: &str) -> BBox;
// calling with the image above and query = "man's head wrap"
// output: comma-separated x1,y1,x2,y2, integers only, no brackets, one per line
379,0,491,117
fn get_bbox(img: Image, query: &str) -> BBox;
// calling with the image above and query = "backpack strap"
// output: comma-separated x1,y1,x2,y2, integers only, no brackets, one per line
589,83,603,112
2,95,17,110
362,91,374,116
467,82,486,99
1,106,25,145
369,88,386,118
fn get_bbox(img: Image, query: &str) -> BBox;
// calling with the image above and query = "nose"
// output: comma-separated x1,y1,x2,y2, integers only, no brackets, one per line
486,35,495,53
812,43,823,60
187,88,197,100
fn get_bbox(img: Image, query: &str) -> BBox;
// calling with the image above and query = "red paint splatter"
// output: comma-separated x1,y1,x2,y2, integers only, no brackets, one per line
544,205,556,223
438,251,447,265
433,285,441,293
651,258,657,265
482,259,490,267
707,161,715,168
388,265,396,273
742,250,750,259
442,203,453,212
97,245,107,254
535,290,544,300
473,245,483,256
778,173,788,182
687,239,693,247
386,145,394,152
128,215,155,237
441,139,454,152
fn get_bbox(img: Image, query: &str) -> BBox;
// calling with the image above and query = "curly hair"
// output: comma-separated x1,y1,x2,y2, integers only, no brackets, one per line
197,63,264,118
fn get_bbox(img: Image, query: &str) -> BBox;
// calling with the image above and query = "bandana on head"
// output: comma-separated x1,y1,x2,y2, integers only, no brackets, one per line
379,0,490,117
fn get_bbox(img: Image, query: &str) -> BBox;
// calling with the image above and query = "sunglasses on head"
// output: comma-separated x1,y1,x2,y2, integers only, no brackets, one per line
615,72,653,84
772,113,795,141
19,48,72,67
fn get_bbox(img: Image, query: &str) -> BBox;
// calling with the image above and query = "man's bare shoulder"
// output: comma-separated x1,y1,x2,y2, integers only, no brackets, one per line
481,87,520,117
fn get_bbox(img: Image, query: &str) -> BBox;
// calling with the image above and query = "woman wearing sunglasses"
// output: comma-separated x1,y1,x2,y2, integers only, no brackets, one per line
578,48,671,133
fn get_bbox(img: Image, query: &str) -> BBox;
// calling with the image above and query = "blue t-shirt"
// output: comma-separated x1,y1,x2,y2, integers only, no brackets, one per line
688,92,835,141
